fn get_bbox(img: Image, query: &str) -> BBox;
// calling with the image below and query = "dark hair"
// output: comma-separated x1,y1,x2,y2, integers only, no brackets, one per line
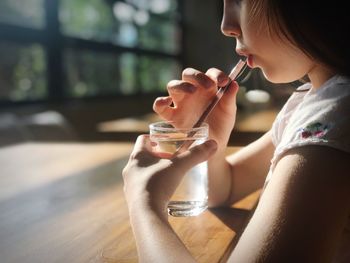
252,0,350,77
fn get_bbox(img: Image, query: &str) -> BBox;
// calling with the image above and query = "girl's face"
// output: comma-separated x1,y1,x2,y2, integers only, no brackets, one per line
221,0,316,84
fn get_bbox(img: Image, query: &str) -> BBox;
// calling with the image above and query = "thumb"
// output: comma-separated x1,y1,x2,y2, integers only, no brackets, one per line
171,140,218,172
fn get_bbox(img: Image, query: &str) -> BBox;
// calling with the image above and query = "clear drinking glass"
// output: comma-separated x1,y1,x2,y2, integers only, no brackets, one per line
149,121,209,217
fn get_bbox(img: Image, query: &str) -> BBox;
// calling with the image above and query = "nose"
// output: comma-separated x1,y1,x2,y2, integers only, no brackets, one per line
221,1,241,37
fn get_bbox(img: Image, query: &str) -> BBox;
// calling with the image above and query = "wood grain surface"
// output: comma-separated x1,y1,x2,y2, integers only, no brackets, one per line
0,142,260,263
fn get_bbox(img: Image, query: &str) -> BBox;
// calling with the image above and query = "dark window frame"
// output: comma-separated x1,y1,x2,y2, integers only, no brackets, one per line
0,0,184,107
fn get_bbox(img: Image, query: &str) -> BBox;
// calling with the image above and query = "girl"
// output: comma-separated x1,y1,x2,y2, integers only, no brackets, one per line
122,0,350,262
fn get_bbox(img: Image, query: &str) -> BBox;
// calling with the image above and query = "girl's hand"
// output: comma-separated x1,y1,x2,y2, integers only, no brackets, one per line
153,68,239,148
122,135,217,217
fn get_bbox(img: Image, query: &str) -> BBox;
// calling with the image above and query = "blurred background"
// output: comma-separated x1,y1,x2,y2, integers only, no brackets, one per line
0,0,297,147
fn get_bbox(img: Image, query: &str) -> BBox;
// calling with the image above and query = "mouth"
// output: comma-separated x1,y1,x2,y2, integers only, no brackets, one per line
236,49,248,57
246,55,253,68
236,49,253,68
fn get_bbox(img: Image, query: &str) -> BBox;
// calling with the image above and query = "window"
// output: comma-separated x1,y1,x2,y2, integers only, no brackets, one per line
0,42,47,101
0,0,183,104
0,0,45,29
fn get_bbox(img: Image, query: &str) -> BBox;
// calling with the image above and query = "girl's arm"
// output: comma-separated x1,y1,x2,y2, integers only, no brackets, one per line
128,204,196,263
208,130,275,206
123,132,274,262
123,135,218,262
228,145,350,262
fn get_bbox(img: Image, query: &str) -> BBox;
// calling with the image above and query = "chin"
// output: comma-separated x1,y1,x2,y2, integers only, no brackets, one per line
261,68,300,84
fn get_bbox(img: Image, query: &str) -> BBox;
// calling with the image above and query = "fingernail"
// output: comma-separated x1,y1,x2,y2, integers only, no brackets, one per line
218,75,227,83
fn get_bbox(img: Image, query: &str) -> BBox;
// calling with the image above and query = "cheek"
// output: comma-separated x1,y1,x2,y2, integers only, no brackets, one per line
253,38,312,82
242,18,313,83
261,58,312,83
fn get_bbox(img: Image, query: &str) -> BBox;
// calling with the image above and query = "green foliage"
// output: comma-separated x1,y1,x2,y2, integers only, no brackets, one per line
0,0,44,28
0,0,182,101
0,43,46,101
60,0,119,42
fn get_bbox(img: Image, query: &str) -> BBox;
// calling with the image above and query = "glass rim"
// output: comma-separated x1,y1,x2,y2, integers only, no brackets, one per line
149,121,208,133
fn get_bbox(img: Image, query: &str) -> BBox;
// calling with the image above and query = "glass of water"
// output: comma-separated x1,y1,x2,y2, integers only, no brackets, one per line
149,121,209,217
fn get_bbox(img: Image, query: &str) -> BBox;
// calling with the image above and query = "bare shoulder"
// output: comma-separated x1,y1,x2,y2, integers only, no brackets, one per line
229,145,350,263
275,145,350,199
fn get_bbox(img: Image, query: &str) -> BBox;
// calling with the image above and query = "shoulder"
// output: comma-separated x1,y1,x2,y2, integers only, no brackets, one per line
272,145,350,195
271,145,350,257
270,75,350,169
230,145,350,262
268,145,350,243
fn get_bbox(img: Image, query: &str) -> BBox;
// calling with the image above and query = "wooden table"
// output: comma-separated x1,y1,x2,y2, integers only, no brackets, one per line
96,109,277,146
0,142,260,263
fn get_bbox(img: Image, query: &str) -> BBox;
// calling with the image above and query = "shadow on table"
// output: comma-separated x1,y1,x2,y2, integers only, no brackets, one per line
209,206,255,261
209,206,252,232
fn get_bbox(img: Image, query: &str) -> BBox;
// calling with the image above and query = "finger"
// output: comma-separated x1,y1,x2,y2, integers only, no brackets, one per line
167,80,196,103
182,68,216,90
127,135,161,169
171,140,218,172
206,68,230,87
220,80,239,106
131,134,152,157
153,96,175,121
153,96,173,112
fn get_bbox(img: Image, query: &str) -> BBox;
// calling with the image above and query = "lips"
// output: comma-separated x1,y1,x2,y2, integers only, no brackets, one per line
236,49,253,68
236,49,248,57
246,55,253,68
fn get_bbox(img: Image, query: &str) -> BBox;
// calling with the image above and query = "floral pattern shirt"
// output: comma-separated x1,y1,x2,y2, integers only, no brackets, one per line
265,75,350,262
267,75,350,182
